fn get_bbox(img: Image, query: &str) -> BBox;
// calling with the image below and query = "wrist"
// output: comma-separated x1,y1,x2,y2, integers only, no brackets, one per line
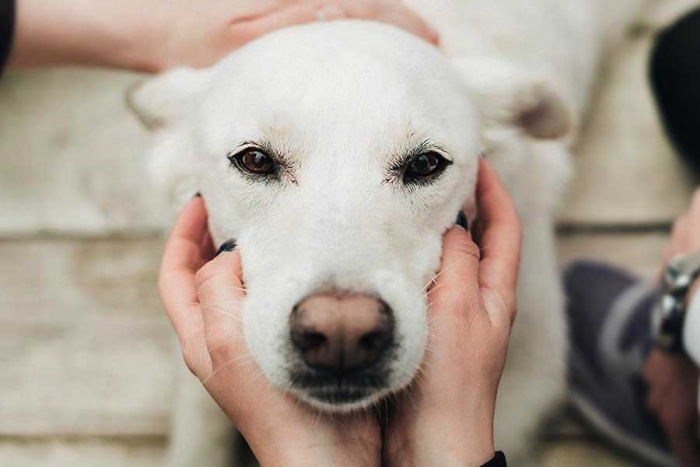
241,411,381,467
387,402,495,467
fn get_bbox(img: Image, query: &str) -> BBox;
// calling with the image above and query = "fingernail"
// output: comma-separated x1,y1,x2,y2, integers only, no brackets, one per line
455,211,468,230
193,192,201,198
216,239,237,256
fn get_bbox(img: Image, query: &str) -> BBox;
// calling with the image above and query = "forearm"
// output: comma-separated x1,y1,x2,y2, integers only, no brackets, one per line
8,0,158,71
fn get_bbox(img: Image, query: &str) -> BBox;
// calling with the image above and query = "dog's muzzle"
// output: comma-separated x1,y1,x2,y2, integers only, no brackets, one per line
288,290,395,405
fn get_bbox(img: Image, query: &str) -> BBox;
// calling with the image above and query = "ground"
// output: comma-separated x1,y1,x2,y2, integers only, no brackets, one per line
1,1,699,465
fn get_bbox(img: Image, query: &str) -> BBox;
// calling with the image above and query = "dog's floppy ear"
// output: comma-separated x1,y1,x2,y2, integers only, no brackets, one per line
126,67,211,209
126,67,209,131
451,57,572,140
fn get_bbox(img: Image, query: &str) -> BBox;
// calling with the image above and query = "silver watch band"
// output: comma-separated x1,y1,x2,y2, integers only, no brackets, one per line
653,249,700,353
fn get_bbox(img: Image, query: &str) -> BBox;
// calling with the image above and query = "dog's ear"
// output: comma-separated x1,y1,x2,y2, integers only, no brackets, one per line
451,57,572,140
126,67,209,131
126,68,210,209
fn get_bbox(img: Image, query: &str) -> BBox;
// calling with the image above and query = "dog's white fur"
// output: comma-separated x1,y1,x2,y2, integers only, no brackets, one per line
130,1,646,464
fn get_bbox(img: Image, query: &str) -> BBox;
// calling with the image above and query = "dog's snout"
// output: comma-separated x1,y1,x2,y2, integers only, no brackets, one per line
290,292,394,373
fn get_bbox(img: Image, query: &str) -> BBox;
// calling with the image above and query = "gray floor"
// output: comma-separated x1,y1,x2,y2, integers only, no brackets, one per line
2,1,699,465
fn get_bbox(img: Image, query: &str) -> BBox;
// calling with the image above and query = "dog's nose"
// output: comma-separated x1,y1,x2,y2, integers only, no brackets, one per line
290,292,394,372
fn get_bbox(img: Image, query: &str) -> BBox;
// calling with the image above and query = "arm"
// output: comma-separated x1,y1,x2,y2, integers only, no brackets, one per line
644,189,700,466
5,0,437,72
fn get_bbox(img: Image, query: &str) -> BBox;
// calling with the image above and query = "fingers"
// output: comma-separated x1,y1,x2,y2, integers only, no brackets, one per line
195,249,248,373
342,0,439,44
158,197,212,375
428,226,483,323
229,0,439,48
474,159,522,325
230,1,329,45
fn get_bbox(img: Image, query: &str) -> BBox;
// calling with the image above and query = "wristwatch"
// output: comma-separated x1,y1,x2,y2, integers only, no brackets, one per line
653,249,700,353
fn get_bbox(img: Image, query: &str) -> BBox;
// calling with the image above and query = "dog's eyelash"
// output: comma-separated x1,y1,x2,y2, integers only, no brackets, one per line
384,141,453,187
226,141,298,184
387,140,450,173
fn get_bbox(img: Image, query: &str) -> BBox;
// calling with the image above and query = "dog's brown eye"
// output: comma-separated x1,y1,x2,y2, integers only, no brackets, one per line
232,149,276,175
404,152,450,182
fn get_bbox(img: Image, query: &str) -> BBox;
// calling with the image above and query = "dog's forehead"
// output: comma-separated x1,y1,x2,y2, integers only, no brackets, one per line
197,21,477,155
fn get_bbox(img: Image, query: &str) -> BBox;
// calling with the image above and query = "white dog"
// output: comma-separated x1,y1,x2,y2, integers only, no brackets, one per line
130,1,646,464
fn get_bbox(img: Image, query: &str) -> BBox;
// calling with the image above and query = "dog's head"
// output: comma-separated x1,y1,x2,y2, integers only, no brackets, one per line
130,21,570,411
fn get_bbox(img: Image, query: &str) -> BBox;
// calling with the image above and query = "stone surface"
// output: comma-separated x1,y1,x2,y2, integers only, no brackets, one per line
0,69,167,236
0,439,166,467
0,238,174,437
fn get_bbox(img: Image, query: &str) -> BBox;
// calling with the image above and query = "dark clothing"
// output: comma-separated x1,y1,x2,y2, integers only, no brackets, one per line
0,0,14,75
650,7,700,173
482,451,507,466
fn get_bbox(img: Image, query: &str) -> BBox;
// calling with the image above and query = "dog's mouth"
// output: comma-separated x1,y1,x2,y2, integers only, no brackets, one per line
289,366,391,409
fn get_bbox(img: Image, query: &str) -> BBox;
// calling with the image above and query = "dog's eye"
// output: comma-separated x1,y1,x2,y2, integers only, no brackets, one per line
230,149,276,176
404,152,450,183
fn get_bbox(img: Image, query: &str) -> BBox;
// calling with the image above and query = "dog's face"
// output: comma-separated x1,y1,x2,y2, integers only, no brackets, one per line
131,21,570,411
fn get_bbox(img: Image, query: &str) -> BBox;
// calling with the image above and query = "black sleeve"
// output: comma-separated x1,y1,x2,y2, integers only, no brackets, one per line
0,0,14,75
650,6,700,172
481,451,507,467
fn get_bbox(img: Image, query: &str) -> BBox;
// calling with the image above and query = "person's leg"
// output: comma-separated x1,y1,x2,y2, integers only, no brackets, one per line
565,261,675,466
650,7,700,172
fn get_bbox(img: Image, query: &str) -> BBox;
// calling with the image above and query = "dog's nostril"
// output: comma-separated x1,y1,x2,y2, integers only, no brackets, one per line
359,330,389,351
294,331,327,352
290,292,394,373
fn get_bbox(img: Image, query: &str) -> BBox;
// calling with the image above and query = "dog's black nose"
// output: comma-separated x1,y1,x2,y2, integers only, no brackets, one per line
290,292,394,373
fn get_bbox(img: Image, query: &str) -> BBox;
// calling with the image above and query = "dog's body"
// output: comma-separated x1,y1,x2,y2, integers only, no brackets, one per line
130,1,646,465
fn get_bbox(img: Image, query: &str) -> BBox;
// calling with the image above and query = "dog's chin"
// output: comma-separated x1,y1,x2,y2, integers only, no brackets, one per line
290,386,394,413
285,366,402,413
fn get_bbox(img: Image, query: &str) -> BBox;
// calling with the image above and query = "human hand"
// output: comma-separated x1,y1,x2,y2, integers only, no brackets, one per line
643,350,699,467
146,0,439,71
10,0,438,72
384,159,522,467
158,196,380,467
662,188,700,301
646,187,700,467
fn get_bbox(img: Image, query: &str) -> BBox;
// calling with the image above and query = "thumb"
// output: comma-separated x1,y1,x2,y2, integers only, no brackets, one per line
195,250,247,372
428,226,483,323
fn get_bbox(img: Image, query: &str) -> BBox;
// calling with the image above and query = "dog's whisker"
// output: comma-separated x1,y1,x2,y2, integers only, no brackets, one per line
200,304,241,320
203,299,246,307
202,352,255,384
